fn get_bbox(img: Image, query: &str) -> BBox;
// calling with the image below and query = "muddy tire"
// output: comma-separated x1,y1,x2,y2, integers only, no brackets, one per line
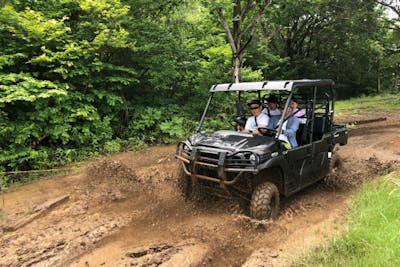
250,182,280,220
329,153,341,175
177,167,193,199
324,152,344,188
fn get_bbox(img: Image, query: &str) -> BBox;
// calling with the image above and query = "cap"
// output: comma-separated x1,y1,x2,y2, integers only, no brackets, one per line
247,99,262,107
266,95,278,103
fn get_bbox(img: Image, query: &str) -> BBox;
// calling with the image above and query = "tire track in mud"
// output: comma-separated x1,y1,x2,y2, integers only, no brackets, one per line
0,160,141,267
0,119,399,267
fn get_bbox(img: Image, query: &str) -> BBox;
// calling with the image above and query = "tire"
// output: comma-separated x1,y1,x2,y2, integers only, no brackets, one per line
250,181,280,220
329,152,341,175
177,167,193,199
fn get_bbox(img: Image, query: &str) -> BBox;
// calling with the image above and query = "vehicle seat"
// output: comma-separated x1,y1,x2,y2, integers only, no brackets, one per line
297,116,329,145
296,123,306,146
312,116,328,141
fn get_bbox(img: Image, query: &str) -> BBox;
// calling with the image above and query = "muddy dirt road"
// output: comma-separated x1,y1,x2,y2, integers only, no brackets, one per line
1,113,399,267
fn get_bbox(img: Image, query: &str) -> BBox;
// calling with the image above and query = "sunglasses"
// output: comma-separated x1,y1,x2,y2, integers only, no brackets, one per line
249,106,260,110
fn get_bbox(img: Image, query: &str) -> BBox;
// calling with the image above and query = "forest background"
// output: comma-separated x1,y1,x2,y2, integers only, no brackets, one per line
0,0,399,181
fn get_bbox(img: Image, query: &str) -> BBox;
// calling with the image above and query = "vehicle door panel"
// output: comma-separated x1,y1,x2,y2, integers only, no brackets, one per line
284,144,314,194
311,138,331,179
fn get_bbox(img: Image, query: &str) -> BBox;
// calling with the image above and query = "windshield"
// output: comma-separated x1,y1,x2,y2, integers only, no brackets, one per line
197,90,292,134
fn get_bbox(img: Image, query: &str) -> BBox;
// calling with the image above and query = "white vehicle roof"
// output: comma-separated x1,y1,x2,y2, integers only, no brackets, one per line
209,79,334,92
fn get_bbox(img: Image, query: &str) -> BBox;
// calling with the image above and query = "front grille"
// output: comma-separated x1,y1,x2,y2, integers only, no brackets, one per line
198,152,219,165
176,142,261,185
176,143,258,171
225,155,254,168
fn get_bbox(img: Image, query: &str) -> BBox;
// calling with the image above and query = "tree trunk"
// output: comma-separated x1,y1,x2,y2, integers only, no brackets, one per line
393,63,399,93
377,58,380,94
211,0,272,83
232,54,243,83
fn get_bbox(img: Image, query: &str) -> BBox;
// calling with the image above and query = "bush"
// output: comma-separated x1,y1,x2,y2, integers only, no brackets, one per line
103,140,122,154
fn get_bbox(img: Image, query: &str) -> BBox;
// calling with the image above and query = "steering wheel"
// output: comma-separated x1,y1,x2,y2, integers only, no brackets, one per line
258,127,277,137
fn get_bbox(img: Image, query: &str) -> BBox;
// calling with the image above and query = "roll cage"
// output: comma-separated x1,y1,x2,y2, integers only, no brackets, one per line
197,79,335,144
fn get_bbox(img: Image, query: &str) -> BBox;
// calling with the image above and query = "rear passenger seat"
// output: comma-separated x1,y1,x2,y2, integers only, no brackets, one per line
296,116,329,146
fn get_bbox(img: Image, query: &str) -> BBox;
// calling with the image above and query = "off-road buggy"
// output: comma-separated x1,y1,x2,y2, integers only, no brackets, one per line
175,80,348,220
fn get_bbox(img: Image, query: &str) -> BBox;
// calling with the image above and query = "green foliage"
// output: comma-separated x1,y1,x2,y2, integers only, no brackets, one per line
0,0,133,174
245,0,398,98
295,171,400,266
124,105,197,144
103,140,122,154
160,117,186,140
127,107,162,143
0,73,67,103
242,67,263,82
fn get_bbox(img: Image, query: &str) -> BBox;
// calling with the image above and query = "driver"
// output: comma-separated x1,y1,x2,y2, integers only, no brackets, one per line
243,99,269,135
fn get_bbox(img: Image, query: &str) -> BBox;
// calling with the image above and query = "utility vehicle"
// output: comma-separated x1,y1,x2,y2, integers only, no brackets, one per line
175,80,348,220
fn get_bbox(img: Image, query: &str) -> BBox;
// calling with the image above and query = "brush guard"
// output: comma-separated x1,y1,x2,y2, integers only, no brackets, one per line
175,142,260,188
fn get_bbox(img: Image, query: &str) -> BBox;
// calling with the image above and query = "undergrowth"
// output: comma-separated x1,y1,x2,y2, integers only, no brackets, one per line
295,170,400,267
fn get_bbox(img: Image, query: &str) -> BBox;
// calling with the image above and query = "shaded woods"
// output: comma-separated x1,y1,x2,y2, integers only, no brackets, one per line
0,0,399,177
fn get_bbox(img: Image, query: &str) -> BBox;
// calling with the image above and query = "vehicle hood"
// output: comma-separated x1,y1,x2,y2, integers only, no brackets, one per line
188,130,275,152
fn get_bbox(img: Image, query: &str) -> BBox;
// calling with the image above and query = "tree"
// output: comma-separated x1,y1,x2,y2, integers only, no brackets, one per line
245,0,386,97
209,0,271,83
377,0,400,92
0,0,228,175
0,0,136,171
377,0,400,30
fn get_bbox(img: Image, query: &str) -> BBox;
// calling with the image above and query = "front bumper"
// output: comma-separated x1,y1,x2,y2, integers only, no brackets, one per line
175,142,260,186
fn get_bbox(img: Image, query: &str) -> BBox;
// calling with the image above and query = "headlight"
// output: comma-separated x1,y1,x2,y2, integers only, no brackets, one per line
249,154,256,164
183,144,190,152
226,152,259,167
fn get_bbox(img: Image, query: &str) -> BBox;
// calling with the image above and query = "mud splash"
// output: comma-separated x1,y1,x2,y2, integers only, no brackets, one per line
325,154,399,189
86,159,138,182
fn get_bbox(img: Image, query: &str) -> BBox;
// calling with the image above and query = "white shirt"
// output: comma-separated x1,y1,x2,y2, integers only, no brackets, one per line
244,113,269,131
262,108,281,116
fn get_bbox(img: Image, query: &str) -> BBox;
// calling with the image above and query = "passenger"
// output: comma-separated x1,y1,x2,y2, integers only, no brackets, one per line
291,97,306,123
243,99,269,135
262,94,281,128
280,106,300,148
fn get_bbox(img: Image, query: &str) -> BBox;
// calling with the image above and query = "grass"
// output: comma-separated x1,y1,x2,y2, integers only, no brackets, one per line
294,171,400,267
335,93,400,118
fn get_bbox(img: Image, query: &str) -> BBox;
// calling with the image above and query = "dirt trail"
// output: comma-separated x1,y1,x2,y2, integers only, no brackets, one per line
0,113,399,267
